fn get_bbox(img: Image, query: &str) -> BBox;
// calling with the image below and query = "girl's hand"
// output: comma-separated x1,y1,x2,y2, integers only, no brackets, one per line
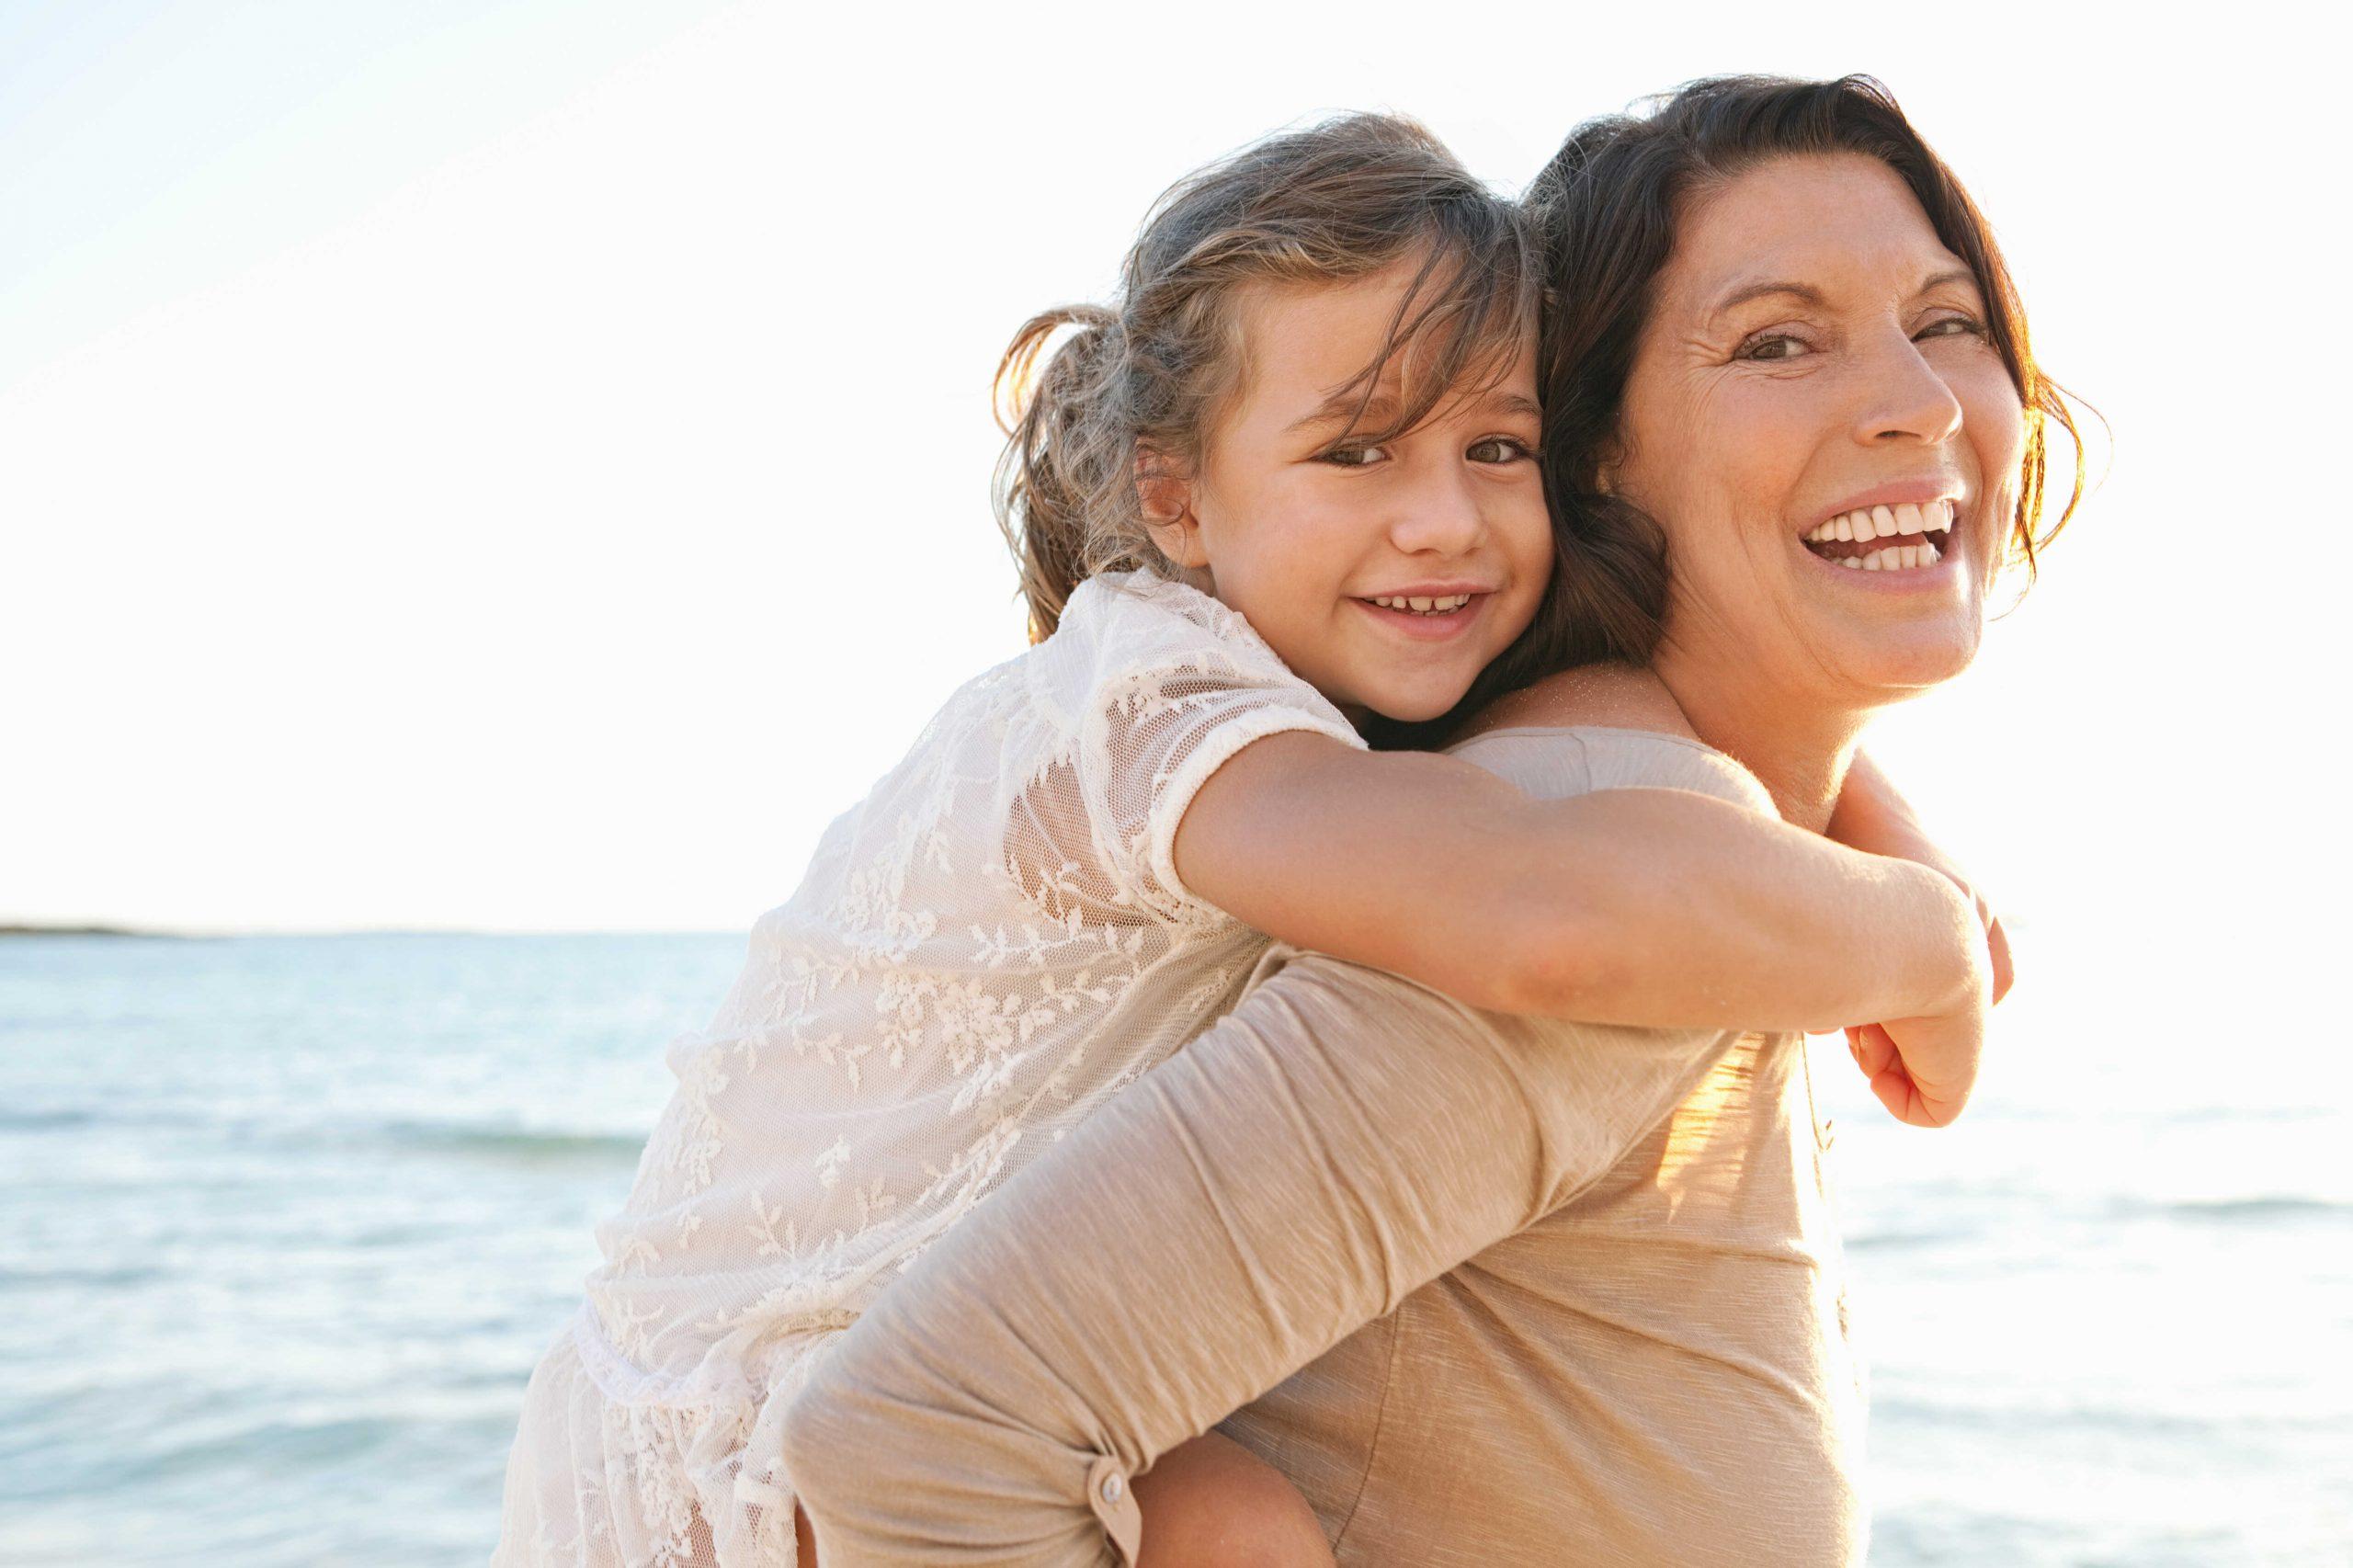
1840,859,1995,1128
1847,982,1988,1129
1829,750,2015,1005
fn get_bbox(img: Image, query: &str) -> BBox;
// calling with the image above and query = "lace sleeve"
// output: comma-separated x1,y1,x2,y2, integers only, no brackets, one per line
1061,579,1365,926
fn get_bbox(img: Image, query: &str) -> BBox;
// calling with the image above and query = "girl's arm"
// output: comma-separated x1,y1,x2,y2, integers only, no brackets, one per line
1176,731,1984,1037
1828,748,2015,1005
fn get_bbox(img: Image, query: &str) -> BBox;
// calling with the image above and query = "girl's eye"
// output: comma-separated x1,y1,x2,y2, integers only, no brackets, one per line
1322,444,1388,468
1737,332,1812,363
1467,437,1534,464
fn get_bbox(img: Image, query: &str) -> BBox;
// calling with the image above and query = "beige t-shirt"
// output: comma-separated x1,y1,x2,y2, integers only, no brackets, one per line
1223,727,1867,1565
781,726,1869,1567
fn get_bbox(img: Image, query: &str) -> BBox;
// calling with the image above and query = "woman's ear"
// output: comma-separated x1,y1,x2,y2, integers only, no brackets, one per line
1136,448,1209,570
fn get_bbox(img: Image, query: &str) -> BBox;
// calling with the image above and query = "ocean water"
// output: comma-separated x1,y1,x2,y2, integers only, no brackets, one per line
2,933,2347,1566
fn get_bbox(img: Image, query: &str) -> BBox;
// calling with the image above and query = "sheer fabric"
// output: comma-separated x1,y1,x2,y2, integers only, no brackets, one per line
494,570,1363,1567
779,729,1864,1566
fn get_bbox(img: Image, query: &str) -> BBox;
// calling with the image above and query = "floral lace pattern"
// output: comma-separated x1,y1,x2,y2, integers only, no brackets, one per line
494,570,1365,1566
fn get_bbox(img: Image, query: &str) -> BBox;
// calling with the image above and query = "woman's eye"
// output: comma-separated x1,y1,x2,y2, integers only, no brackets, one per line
1916,314,1987,342
1322,444,1387,468
1467,437,1533,464
1738,333,1811,363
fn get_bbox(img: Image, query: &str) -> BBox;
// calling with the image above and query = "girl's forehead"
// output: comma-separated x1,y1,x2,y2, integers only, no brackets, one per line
1228,261,1535,428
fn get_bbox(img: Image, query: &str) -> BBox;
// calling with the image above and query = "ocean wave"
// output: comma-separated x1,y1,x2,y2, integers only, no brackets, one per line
0,1263,164,1291
2109,1194,2353,1226
0,1108,97,1131
135,1414,400,1483
1846,1228,1968,1252
376,1119,646,1166
2162,1196,2353,1223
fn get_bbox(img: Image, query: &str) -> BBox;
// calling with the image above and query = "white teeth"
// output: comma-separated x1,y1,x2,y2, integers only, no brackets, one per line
1370,594,1471,614
1845,541,1945,573
1808,498,1963,551
1407,597,1433,611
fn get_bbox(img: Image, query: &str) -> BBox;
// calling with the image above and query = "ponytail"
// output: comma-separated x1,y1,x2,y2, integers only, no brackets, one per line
991,305,1139,644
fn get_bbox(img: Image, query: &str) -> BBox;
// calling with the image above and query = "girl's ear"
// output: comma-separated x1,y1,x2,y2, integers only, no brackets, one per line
1136,448,1210,570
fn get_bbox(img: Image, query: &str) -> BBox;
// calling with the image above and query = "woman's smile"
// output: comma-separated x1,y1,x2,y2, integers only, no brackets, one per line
1792,486,1972,590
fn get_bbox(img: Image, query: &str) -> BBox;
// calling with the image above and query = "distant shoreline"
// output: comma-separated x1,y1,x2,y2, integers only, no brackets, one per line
0,925,739,939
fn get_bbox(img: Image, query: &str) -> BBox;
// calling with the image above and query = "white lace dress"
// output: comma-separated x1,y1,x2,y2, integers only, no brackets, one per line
494,569,1366,1567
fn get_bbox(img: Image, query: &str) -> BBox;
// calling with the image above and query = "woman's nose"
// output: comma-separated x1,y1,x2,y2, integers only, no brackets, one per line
1852,325,1965,449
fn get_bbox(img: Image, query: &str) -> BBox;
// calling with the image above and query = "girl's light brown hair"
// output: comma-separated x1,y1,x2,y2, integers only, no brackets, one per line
993,113,1540,646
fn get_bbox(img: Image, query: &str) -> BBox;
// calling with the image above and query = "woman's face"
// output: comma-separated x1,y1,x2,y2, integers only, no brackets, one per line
1611,152,2026,709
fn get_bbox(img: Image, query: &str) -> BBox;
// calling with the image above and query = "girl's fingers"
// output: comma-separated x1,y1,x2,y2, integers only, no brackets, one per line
1850,1023,1900,1081
1984,911,2015,1006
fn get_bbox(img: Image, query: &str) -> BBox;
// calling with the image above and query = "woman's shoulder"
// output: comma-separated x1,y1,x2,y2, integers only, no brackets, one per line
1452,663,1699,743
1444,665,1772,815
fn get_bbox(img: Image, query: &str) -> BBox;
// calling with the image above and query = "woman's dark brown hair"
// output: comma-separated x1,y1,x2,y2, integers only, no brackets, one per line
1398,74,2086,748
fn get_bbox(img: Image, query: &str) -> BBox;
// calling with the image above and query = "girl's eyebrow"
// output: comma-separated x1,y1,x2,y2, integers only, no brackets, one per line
1479,392,1543,423
1707,267,1982,321
1289,391,1402,435
1288,388,1540,435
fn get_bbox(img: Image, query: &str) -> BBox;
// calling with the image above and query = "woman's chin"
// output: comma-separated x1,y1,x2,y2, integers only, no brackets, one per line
1831,622,1984,702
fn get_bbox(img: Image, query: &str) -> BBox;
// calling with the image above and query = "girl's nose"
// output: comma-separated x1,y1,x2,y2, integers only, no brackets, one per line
1385,463,1485,556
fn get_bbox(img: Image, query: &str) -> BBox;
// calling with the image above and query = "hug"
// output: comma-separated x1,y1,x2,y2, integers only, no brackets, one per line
496,72,2077,1568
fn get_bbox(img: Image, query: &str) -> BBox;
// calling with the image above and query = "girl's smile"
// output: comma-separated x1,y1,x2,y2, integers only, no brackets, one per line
1348,587,1499,641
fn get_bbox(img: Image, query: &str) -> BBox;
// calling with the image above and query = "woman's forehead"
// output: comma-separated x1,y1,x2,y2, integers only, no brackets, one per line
1664,153,1969,316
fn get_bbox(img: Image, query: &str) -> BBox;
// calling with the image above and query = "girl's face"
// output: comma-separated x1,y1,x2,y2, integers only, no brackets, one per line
1148,259,1552,725
1612,153,2027,710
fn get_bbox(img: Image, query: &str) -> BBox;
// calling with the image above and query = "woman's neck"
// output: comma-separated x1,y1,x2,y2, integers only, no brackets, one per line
1650,650,1870,834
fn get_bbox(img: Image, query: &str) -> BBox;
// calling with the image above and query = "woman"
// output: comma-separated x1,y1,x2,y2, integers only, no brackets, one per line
781,74,2079,1564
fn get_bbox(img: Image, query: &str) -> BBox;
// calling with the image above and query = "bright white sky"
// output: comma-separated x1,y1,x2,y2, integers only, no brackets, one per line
4,1,2342,1060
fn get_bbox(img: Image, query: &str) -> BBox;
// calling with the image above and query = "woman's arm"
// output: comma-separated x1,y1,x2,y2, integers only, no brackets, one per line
782,951,1739,1566
1177,730,1984,1036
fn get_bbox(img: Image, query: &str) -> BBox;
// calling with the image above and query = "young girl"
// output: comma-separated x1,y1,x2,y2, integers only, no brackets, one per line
494,114,1991,1568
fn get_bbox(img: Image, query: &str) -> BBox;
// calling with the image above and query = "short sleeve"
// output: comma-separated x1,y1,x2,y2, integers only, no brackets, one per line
1060,574,1366,926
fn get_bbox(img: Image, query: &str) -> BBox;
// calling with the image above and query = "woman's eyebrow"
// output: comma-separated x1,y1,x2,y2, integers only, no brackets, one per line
1707,266,1983,321
1915,267,1982,298
1709,278,1825,318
